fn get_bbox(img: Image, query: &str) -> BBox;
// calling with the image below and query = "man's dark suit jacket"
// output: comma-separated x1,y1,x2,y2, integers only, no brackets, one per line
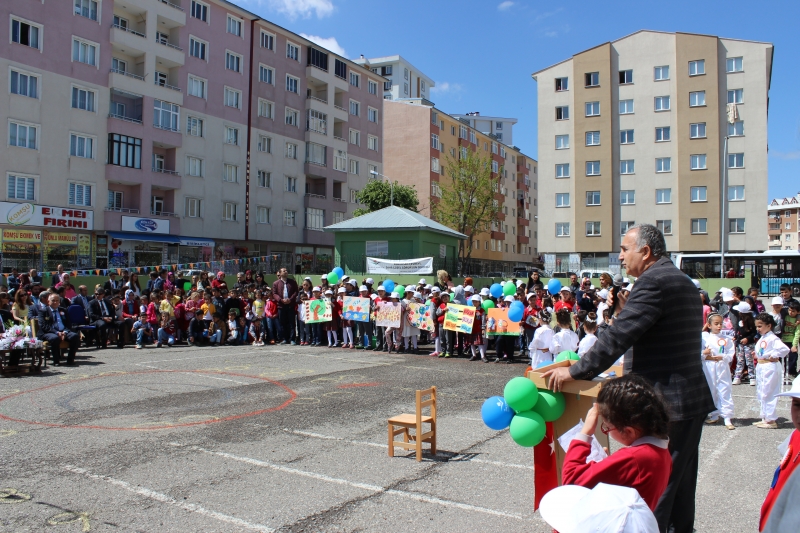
569,256,715,421
37,306,73,336
272,278,299,307
88,297,115,322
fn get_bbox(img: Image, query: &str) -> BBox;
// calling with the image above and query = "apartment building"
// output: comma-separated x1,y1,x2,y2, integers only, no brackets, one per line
767,194,800,251
0,0,383,273
450,112,517,145
532,30,772,274
353,55,434,102
382,98,538,274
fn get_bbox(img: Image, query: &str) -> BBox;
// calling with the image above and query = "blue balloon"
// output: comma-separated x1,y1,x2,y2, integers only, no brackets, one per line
536,361,553,368
383,279,395,293
490,283,504,298
481,396,515,431
508,303,524,323
333,267,344,278
547,279,562,296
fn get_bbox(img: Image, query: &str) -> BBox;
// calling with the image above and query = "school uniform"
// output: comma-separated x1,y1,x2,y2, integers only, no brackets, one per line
701,332,735,420
550,328,579,356
754,331,790,421
530,325,554,368
577,332,598,358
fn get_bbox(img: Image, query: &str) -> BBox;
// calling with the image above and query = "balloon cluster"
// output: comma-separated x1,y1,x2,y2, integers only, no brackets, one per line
327,266,345,285
481,377,565,447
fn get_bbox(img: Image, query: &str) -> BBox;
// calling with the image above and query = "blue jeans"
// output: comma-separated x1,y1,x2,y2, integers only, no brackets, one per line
157,329,175,345
136,329,152,346
208,330,222,344
298,320,309,343
263,317,277,342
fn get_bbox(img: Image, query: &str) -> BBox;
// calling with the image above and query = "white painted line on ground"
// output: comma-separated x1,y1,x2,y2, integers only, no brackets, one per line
135,351,258,365
63,464,274,532
170,444,525,520
185,373,248,385
696,430,736,484
454,416,482,422
281,429,532,470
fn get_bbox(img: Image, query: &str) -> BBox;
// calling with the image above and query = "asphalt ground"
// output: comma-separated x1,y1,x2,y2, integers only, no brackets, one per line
0,342,794,532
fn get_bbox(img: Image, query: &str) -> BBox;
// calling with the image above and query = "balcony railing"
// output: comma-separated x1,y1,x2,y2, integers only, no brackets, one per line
333,197,346,203
333,135,346,142
152,210,179,217
112,23,145,38
152,167,181,176
307,95,328,104
110,67,144,81
153,123,180,132
156,38,183,52
305,193,326,199
158,0,184,11
305,159,326,167
108,112,143,125
155,80,182,92
334,104,346,112
105,207,140,214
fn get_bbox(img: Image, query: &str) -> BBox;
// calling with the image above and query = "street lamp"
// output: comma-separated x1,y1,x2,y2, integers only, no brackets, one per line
721,134,729,279
370,169,393,207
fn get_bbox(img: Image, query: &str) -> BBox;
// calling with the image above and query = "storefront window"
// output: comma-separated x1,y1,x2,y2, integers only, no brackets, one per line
295,246,314,275
315,247,332,274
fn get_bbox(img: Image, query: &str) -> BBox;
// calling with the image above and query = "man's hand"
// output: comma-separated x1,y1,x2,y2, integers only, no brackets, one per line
608,290,629,314
541,366,574,392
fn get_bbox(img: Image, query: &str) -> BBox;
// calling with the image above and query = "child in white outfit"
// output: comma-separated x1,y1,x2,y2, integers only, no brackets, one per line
550,308,579,357
577,312,599,357
529,308,554,368
702,313,736,429
753,313,790,428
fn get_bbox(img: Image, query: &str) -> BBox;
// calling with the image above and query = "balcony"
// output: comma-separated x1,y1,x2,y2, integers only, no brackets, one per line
110,24,148,56
517,235,529,245
108,89,144,125
517,215,529,227
154,35,185,66
151,210,179,218
105,206,140,214
152,0,187,26
491,231,505,240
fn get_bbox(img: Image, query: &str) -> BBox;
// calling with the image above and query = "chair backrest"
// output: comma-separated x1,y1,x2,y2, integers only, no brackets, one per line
416,386,436,424
67,305,87,326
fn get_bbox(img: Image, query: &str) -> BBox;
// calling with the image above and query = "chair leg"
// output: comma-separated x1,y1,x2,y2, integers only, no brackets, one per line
416,430,422,462
430,422,436,456
387,423,394,457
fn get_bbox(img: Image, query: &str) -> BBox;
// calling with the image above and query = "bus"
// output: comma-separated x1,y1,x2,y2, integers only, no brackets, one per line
671,251,800,296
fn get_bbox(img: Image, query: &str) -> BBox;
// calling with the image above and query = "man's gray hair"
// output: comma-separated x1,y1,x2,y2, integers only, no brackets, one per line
630,224,667,258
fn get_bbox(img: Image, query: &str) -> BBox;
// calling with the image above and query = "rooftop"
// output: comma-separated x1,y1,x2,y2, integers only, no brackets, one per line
353,55,435,85
323,206,467,239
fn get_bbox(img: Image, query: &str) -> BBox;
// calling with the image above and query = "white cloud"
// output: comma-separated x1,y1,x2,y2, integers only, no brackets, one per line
770,150,800,160
430,82,463,94
497,1,514,10
300,34,347,57
261,0,334,20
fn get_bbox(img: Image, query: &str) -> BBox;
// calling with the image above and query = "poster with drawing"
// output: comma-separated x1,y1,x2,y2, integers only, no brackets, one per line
486,308,521,336
343,296,371,322
304,299,332,323
407,302,435,332
443,304,475,334
375,301,402,328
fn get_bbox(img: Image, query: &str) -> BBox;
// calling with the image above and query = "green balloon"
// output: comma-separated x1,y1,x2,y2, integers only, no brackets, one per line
509,410,546,447
555,350,579,363
503,376,539,413
569,352,581,361
395,285,405,295
327,271,339,284
503,281,516,296
532,389,566,422
481,300,496,311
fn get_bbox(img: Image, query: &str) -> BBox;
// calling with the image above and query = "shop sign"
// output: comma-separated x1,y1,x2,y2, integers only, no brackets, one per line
44,232,78,245
121,216,170,234
0,201,93,229
78,234,91,256
2,228,42,242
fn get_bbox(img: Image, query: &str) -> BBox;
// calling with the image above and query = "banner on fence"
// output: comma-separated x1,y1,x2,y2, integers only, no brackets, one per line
365,256,433,275
486,308,520,336
343,296,371,322
375,301,402,328
443,304,475,334
407,302,435,332
304,299,332,324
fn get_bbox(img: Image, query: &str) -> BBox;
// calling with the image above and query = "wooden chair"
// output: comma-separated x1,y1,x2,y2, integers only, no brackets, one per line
388,386,437,462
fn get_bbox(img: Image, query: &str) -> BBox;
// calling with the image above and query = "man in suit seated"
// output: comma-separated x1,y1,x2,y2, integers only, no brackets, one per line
88,287,116,349
38,294,80,365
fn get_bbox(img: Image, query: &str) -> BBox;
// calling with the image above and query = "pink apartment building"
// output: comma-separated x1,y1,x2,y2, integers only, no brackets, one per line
0,0,383,273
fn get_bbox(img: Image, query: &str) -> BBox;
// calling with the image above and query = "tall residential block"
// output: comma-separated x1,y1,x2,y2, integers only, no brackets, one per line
532,30,772,273
382,98,538,275
450,112,517,146
767,194,800,251
353,55,434,102
1,0,383,273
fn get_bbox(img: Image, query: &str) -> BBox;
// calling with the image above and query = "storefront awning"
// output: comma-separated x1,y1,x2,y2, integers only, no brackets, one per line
179,238,215,247
107,231,180,244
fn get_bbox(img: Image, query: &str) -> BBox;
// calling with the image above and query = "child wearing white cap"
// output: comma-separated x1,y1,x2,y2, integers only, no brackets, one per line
337,287,355,349
466,295,487,361
324,289,340,347
769,296,784,336
435,293,452,357
701,313,736,429
732,301,757,386
400,289,420,353
386,291,402,353
752,313,790,428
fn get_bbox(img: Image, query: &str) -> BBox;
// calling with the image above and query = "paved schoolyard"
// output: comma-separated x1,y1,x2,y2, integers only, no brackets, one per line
0,343,793,532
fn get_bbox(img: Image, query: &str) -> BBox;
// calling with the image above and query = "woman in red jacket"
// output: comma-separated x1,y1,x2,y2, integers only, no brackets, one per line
562,374,673,511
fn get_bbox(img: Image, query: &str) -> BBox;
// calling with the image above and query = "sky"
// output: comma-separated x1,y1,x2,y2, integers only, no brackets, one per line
237,0,800,201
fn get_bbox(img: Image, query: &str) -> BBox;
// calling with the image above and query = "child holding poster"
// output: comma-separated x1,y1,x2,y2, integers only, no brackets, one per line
385,292,402,354
428,287,442,357
337,287,355,349
324,289,340,347
495,295,517,364
401,289,421,354
467,295,488,361
436,292,452,358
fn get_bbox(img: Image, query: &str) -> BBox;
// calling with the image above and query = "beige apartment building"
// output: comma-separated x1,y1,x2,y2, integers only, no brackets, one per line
383,98,538,274
767,194,800,251
532,30,772,274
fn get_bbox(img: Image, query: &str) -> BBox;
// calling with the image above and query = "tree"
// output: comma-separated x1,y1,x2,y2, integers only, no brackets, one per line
353,179,419,217
432,148,501,265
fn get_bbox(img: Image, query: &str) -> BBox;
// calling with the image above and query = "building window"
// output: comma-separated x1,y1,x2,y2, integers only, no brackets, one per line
188,75,206,98
368,107,378,123
260,30,274,50
620,160,635,175
349,71,360,88
620,190,635,205
153,100,179,131
556,223,570,237
186,116,204,137
223,202,238,221
691,186,707,202
285,176,297,192
431,182,442,198
69,133,94,158
657,220,672,235
619,99,634,114
689,91,706,107
431,157,440,173
225,126,239,145
350,189,360,203
585,101,600,116
307,47,328,70
107,190,123,210
585,131,600,146
8,175,35,201
691,218,707,234
68,182,92,206
555,77,568,91
491,161,499,173
690,154,707,170
656,188,672,204
285,74,299,93
431,134,440,150
12,18,41,50
186,156,203,177
689,60,705,76
555,135,569,149
585,72,599,87
334,59,347,79
224,87,241,109
69,87,95,112
586,191,601,206
259,65,275,84
555,106,570,120
72,38,98,66
257,135,272,153
184,197,202,218
226,15,242,36
284,210,297,226
655,127,670,142
728,153,744,168
555,164,570,178
306,208,325,231
654,65,669,81
349,129,360,146
620,221,635,235
619,69,633,84
190,37,207,60
728,121,744,136
257,170,271,188
368,80,377,95
349,100,360,116
258,99,274,119
656,157,671,173
586,221,601,236
728,89,744,104
726,57,743,73
10,69,38,99
223,164,239,183
349,159,359,175
555,193,570,208
285,107,299,126
586,161,600,176
333,211,345,224
108,134,141,168
8,121,37,149
285,142,298,159
255,206,270,224
368,135,378,151
334,150,347,171
728,185,745,201
620,130,634,144
655,96,670,111
191,1,208,22
690,123,706,138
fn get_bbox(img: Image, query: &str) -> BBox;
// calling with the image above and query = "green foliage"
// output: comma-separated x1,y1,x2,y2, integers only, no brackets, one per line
353,179,419,217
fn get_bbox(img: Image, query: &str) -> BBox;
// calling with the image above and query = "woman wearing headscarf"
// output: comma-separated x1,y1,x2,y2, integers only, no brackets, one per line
165,271,175,292
55,273,77,300
211,271,228,291
120,289,140,345
244,270,255,284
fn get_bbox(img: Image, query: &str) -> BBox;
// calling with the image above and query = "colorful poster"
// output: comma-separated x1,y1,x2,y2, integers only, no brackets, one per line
343,296,371,322
408,302,435,332
486,308,521,336
375,301,402,328
443,304,475,334
304,299,332,323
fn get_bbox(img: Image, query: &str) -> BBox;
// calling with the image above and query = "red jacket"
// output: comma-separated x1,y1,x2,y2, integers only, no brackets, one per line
437,302,448,325
760,429,800,531
522,304,539,331
562,436,672,511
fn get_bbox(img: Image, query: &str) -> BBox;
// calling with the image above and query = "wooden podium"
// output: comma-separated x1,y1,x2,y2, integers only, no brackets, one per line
526,360,623,483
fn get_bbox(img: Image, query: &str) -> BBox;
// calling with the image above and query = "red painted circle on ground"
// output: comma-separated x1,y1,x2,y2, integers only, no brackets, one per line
0,370,296,431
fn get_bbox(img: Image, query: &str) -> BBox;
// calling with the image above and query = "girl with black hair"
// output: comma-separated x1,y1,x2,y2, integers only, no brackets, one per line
733,304,758,385
753,313,790,429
